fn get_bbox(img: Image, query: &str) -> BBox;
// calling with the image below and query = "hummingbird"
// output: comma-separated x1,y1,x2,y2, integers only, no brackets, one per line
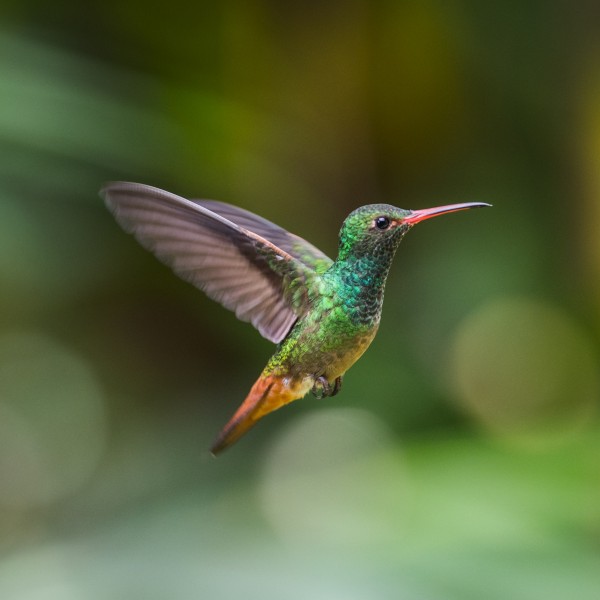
102,182,489,454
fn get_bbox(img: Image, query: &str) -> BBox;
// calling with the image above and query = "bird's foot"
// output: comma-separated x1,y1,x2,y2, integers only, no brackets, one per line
331,376,343,396
311,376,343,399
311,376,331,399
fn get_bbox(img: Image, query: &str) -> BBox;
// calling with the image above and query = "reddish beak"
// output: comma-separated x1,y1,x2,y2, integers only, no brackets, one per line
403,202,491,226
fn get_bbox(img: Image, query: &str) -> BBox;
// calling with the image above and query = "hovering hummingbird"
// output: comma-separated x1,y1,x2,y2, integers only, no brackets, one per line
102,182,489,454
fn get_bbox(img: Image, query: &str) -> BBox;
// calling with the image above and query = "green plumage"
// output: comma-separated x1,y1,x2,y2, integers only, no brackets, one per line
102,182,489,452
263,204,412,382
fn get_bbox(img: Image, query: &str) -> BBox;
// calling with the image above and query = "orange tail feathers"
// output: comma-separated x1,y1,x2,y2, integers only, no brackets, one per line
210,374,309,455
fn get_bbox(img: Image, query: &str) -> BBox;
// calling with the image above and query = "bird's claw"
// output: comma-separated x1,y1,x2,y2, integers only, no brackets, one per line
311,376,330,399
331,376,343,396
311,375,343,399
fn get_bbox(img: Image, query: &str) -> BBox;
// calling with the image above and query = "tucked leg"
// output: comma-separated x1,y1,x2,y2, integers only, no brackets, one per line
331,376,343,396
311,376,331,399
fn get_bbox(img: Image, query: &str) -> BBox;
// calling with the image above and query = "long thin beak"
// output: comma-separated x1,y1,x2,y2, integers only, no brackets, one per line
403,202,491,226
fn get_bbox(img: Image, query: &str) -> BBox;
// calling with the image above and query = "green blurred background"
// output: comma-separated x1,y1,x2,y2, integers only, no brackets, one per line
1,2,599,599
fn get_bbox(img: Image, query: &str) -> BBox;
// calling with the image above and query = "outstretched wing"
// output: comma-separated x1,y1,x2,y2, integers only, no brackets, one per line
194,199,333,274
101,182,322,344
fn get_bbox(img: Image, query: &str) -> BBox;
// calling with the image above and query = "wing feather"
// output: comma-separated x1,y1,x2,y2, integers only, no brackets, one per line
101,182,320,343
192,199,333,273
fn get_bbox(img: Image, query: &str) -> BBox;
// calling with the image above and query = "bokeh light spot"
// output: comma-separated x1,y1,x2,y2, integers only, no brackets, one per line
0,332,108,508
450,297,599,445
259,408,408,550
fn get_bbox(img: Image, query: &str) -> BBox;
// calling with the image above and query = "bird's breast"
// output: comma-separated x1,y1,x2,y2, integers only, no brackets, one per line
273,301,379,381
321,327,378,381
265,274,383,383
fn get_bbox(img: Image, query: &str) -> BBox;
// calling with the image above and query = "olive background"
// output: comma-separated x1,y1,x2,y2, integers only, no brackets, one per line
0,3,599,599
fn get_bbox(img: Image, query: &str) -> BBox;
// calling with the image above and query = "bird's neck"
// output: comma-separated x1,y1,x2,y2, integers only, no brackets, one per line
328,250,396,325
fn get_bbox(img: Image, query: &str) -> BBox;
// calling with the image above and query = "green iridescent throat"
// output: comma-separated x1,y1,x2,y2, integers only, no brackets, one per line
330,207,410,325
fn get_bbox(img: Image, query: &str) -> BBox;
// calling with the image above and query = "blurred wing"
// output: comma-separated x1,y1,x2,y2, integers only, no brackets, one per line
101,182,318,344
194,199,333,274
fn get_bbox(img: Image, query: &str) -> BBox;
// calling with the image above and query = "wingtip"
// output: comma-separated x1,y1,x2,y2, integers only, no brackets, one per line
99,180,124,195
98,181,111,200
99,181,130,208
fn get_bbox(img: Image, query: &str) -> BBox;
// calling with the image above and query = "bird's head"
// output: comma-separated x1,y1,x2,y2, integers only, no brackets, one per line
337,202,490,261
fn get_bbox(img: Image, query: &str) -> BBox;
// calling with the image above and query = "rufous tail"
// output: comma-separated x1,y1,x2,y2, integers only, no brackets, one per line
210,374,308,455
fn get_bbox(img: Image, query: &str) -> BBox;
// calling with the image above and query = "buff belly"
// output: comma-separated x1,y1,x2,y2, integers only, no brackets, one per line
322,330,378,381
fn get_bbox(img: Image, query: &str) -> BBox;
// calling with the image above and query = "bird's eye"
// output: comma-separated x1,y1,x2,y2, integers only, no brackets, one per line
375,216,391,230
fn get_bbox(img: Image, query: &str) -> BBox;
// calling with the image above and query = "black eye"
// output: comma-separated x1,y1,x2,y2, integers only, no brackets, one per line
375,216,390,230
